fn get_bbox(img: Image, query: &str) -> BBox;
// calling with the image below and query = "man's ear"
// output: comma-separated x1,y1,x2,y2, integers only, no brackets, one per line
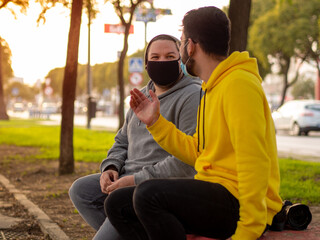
188,38,196,56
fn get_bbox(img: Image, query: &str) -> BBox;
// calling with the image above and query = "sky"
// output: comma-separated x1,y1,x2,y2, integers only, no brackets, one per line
0,0,229,86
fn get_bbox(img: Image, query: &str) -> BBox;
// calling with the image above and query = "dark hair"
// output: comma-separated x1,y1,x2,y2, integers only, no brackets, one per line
144,34,181,65
182,6,231,57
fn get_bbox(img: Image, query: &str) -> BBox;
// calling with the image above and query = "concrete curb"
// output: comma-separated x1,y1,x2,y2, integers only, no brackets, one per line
0,174,70,240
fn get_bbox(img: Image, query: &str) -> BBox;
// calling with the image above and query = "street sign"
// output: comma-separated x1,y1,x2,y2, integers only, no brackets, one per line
44,86,53,96
104,24,134,34
135,7,172,23
130,72,143,86
129,57,144,73
12,87,19,96
135,8,157,23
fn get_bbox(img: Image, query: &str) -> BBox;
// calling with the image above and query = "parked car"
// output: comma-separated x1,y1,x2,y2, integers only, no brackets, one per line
41,102,59,115
13,102,24,112
272,100,320,136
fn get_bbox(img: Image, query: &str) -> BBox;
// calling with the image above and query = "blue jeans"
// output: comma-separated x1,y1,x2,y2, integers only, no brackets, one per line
105,179,240,240
69,173,123,240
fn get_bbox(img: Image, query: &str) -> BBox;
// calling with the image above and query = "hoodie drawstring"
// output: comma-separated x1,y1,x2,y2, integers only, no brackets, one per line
203,89,207,150
197,89,202,152
197,89,207,152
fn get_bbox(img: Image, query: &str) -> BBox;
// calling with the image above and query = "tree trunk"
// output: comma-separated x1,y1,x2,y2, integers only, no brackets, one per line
314,59,320,100
117,24,130,130
279,60,291,107
0,39,9,120
59,0,83,175
228,0,251,54
316,69,320,100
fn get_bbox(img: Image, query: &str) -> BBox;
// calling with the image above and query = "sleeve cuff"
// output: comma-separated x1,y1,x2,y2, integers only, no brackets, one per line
147,114,166,135
232,224,261,240
100,159,121,173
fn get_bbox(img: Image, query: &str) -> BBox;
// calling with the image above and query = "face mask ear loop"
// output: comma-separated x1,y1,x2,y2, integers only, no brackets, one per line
181,42,191,65
178,56,183,76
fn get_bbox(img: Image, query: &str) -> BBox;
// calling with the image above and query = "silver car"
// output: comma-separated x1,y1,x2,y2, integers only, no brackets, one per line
272,100,320,136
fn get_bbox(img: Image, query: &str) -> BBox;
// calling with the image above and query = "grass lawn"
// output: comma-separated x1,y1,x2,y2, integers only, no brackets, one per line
0,118,115,162
1,118,320,204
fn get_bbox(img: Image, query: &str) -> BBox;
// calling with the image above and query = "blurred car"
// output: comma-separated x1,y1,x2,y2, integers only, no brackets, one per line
41,102,59,115
13,102,24,112
272,100,320,136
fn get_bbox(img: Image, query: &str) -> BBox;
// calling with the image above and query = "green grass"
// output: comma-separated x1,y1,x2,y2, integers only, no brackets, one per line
0,118,116,162
279,158,320,204
1,119,320,204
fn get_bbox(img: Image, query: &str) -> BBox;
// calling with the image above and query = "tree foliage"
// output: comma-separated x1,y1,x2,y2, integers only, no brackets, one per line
46,48,147,97
249,0,320,106
0,0,28,14
0,39,13,86
5,81,37,101
0,0,29,120
291,76,315,99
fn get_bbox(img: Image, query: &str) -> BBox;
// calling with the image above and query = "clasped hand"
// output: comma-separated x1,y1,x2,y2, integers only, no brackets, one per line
130,88,160,127
100,170,134,194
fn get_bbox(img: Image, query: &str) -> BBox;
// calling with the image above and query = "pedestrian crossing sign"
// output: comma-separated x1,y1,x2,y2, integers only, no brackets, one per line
129,57,143,73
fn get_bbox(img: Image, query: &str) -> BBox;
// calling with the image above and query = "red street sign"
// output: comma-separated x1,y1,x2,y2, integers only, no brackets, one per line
44,86,53,96
104,24,134,34
129,72,143,86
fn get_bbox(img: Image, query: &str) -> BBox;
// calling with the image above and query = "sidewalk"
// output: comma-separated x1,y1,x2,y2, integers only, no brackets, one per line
0,174,70,240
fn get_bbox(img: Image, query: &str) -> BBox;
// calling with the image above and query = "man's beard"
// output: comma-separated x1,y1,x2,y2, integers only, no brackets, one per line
182,46,197,76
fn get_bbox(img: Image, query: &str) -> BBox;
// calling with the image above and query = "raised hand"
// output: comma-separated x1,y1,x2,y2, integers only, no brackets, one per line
130,88,160,127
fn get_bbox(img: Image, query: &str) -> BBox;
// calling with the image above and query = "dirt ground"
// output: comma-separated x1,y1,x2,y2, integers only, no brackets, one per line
1,145,320,240
0,145,98,240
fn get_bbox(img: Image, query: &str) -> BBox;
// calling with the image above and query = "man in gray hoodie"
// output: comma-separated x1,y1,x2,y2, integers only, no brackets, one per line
69,34,201,240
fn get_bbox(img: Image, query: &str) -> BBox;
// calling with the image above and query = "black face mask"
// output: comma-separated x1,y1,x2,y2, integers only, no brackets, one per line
146,59,181,87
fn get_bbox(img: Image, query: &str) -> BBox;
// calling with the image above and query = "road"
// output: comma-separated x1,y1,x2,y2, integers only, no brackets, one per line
7,111,320,162
276,132,320,162
8,110,119,131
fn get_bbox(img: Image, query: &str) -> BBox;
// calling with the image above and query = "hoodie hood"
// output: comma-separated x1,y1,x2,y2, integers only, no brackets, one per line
203,51,262,91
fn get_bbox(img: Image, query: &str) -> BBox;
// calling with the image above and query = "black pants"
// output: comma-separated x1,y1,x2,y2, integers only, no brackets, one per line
105,179,239,240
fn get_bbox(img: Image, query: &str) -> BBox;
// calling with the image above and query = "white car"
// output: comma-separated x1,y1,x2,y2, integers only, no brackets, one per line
272,100,320,136
41,102,59,115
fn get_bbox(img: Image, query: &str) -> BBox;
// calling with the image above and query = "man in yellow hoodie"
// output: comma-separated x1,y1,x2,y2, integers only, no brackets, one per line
105,6,283,240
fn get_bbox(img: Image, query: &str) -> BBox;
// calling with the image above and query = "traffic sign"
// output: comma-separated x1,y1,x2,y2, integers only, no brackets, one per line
12,87,19,96
104,24,134,34
44,86,53,96
135,7,172,23
129,58,143,73
130,72,143,86
135,8,157,23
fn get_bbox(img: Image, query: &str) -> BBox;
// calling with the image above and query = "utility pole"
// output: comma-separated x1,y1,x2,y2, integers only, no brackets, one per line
87,1,93,129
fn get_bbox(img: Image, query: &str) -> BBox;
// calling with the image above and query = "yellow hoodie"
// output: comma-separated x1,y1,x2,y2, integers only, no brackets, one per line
147,51,283,240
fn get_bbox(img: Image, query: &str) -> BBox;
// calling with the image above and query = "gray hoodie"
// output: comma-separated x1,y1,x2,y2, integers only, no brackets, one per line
100,75,201,184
